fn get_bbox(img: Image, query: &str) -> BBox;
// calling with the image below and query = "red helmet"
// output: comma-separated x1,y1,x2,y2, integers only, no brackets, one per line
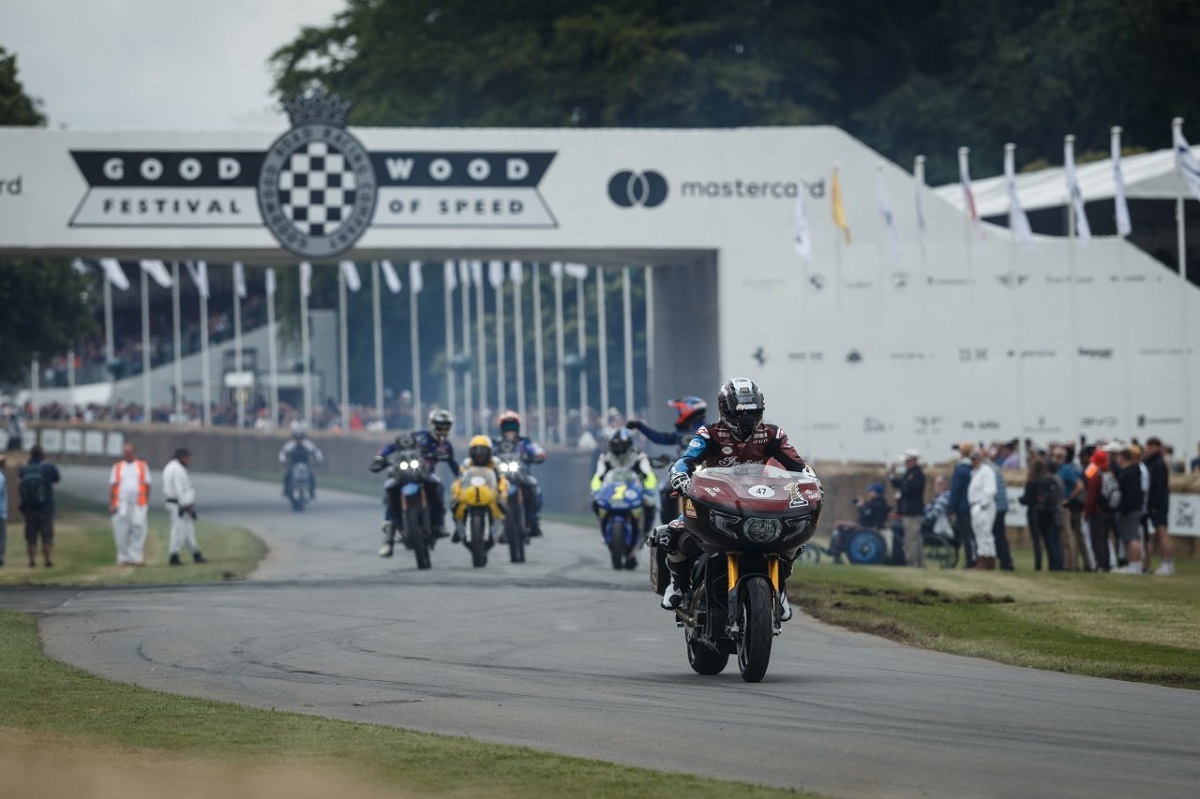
497,410,521,435
668,396,707,430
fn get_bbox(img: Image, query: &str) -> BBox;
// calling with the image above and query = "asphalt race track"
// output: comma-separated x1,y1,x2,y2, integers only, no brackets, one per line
4,468,1199,799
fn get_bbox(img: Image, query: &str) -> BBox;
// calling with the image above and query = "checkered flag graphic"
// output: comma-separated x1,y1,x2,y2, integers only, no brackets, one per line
278,141,358,236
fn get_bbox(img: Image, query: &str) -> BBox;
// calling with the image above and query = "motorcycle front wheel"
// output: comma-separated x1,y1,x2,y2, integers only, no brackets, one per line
405,501,431,570
506,494,526,563
736,576,774,683
607,516,627,570
469,510,488,568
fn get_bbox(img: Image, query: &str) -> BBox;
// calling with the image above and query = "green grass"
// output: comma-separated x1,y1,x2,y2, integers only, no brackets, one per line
0,609,816,798
0,494,264,586
791,549,1200,688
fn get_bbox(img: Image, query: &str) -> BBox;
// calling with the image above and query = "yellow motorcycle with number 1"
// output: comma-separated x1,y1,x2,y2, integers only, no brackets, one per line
452,464,508,568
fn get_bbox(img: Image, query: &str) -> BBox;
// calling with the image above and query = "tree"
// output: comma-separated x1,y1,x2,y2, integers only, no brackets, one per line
271,1,1200,184
0,47,96,384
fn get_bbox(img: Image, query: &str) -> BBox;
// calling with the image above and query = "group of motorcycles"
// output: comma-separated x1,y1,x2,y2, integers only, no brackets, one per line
378,443,537,571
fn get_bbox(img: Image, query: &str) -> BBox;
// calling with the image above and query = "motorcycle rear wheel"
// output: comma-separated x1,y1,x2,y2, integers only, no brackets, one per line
469,510,488,568
737,576,774,683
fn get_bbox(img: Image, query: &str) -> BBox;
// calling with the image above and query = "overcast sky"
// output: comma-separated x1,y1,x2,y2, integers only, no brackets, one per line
0,0,346,130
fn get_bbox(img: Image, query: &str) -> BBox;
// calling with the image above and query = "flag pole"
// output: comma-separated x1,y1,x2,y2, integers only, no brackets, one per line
576,268,588,433
622,267,634,420
30,359,39,421
104,268,114,417
532,263,547,442
470,260,484,422
1065,135,1081,444
512,262,527,425
460,260,473,437
1173,117,1193,453
644,267,655,417
372,261,384,421
443,260,456,430
495,262,507,412
266,268,279,427
300,263,312,426
1005,143,1027,453
339,262,350,430
914,156,931,455
199,264,211,428
597,266,609,424
140,265,151,421
1113,127,1134,444
553,263,567,444
172,261,182,422
67,345,75,393
233,263,245,428
410,262,422,426
875,164,890,462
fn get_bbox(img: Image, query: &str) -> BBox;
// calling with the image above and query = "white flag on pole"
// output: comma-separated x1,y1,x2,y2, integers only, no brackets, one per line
793,191,812,262
550,261,563,279
1004,145,1034,250
1064,136,1092,243
98,258,130,290
1111,127,1132,238
266,267,277,296
408,260,423,294
914,155,928,245
380,259,403,293
140,259,174,288
71,257,89,275
470,260,483,288
458,259,471,286
509,260,523,284
488,260,505,289
300,261,312,298
564,262,588,281
444,260,458,292
1174,122,1200,202
958,147,985,241
232,261,247,297
876,168,902,261
185,260,210,298
339,260,362,292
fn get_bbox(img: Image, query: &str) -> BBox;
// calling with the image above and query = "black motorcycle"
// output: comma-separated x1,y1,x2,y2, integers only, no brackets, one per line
650,464,822,682
375,443,434,570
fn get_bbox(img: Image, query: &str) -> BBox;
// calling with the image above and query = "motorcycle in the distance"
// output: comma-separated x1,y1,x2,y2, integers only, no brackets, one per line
593,467,648,570
649,463,822,683
286,458,312,512
496,454,527,563
454,465,503,568
379,447,434,570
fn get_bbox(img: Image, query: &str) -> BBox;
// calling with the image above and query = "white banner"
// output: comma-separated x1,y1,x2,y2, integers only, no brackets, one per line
339,260,362,292
139,259,173,288
1169,494,1200,537
233,261,247,298
380,259,402,293
408,260,423,294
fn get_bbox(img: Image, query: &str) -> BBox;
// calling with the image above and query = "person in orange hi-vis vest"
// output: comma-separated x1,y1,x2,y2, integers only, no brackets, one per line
110,442,152,566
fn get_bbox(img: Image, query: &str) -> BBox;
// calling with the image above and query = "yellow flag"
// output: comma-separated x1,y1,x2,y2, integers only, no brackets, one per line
832,166,851,244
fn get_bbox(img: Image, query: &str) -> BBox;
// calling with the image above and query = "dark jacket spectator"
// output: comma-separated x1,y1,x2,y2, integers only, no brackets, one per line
1143,448,1169,519
949,449,973,518
891,459,926,517
1115,460,1144,516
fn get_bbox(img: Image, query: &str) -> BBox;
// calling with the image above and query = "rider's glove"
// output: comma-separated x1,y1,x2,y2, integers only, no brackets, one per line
369,456,387,473
624,419,640,430
669,471,691,494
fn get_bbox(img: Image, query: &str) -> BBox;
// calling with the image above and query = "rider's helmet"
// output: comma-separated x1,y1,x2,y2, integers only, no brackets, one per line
428,408,453,439
468,434,493,466
716,378,764,441
668,396,707,431
609,428,633,457
290,420,306,439
497,410,521,437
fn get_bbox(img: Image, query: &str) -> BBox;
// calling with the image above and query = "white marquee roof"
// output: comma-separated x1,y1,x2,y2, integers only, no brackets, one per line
933,144,1200,216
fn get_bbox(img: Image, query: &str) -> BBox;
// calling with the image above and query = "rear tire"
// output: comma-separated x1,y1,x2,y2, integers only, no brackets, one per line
470,510,488,568
506,495,526,563
737,576,774,683
406,502,431,570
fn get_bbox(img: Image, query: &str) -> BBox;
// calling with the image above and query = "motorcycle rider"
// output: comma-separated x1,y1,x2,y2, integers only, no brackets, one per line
450,435,510,542
491,410,547,537
279,422,323,499
657,378,816,622
369,410,460,548
590,428,659,542
626,396,709,524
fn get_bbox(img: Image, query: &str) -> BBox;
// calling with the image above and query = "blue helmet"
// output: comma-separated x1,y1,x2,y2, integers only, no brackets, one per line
668,396,707,430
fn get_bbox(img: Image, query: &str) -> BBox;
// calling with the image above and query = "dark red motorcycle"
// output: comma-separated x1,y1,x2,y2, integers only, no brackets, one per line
650,464,822,682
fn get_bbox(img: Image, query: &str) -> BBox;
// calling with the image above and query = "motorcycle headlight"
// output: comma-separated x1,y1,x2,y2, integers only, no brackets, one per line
709,510,740,539
744,518,782,543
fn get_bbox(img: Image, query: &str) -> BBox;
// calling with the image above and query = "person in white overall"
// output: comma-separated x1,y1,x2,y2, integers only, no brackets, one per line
109,443,151,566
162,448,206,566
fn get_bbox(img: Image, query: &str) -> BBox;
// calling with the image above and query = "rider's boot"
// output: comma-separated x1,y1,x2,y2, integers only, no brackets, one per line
660,557,690,610
451,518,464,544
778,586,793,622
379,521,394,557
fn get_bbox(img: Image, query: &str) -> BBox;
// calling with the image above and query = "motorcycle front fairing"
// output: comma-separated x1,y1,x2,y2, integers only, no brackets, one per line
681,464,822,557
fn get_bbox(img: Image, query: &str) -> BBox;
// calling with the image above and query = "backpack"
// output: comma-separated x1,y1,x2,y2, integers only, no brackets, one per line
19,462,48,509
1100,471,1121,511
1034,476,1061,516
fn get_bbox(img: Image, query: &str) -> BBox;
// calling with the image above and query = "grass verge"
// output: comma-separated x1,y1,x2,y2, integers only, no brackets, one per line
0,610,815,799
791,548,1200,688
0,494,264,586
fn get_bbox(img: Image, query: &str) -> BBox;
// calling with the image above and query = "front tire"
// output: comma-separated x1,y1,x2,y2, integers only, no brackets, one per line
469,510,488,568
405,502,431,570
506,494,526,563
607,516,627,570
737,576,774,683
